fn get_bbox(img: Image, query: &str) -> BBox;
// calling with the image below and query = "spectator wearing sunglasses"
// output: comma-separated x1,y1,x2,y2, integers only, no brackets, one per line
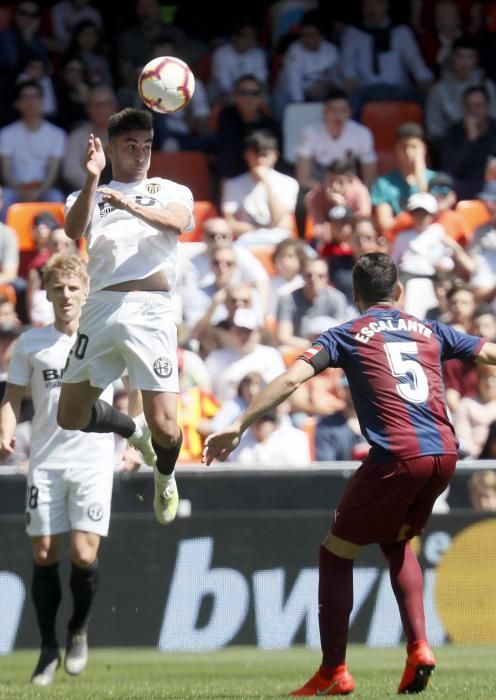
215,74,281,180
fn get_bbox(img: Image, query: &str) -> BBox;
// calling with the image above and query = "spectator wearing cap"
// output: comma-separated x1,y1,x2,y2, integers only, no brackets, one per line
386,172,472,247
371,122,437,234
440,85,496,199
295,89,377,193
205,307,286,401
318,205,357,304
469,180,496,304
276,257,347,349
304,159,372,239
221,129,299,245
426,36,496,144
390,192,472,317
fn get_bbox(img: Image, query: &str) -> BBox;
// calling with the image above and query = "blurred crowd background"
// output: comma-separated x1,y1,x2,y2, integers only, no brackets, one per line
1,0,496,507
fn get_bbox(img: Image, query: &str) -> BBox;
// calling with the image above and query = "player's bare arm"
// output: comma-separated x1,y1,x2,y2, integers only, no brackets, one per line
98,188,190,233
0,383,25,459
65,134,105,240
202,358,315,464
476,341,496,365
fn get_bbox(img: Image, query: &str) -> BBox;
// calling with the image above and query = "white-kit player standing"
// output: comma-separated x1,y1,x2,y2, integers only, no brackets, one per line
0,254,115,685
57,108,193,525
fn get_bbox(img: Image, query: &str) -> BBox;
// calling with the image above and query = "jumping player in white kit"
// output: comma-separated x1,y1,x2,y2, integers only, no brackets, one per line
0,254,115,686
57,108,193,525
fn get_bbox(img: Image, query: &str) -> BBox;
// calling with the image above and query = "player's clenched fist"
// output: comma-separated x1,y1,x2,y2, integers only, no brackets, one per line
98,187,129,210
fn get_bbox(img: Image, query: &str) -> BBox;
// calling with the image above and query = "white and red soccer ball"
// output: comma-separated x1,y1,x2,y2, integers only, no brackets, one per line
138,56,195,114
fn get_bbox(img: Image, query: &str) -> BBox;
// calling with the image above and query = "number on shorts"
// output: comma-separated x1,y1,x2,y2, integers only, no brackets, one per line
28,485,39,509
74,333,89,359
384,341,429,404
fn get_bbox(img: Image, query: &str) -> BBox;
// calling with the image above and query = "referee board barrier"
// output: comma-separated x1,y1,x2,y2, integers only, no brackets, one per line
1,461,495,653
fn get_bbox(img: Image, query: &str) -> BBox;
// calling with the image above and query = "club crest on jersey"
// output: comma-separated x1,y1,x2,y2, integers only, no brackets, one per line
153,356,173,378
146,182,160,194
98,201,115,218
87,503,104,521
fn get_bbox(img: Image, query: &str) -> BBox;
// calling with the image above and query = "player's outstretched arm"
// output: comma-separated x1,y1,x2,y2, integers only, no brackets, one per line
476,341,496,366
0,383,25,460
99,188,191,234
202,359,315,465
65,134,105,240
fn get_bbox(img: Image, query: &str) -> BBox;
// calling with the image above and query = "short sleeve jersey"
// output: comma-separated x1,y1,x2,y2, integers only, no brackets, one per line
302,306,484,461
65,177,194,294
8,325,114,470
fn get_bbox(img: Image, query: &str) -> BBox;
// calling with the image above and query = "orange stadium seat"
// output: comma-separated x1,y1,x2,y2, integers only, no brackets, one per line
148,151,212,201
362,101,423,174
6,202,65,252
455,200,491,235
183,200,218,242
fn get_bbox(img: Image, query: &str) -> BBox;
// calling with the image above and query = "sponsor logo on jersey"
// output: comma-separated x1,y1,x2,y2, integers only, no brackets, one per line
146,182,160,194
153,356,173,378
87,503,104,521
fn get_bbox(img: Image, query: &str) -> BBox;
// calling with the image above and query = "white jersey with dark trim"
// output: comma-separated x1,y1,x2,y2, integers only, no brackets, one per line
7,325,114,470
65,177,194,294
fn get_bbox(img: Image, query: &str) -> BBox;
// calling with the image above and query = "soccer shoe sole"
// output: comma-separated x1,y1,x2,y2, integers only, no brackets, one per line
398,663,435,694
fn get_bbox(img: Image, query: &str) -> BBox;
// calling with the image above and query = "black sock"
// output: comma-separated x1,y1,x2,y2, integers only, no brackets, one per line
32,562,62,648
152,429,183,475
82,400,135,438
68,559,99,633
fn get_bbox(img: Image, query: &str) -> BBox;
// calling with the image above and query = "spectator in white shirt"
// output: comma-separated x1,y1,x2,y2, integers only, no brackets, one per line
222,130,299,244
295,88,377,191
210,22,268,104
389,192,465,317
229,410,311,465
0,81,66,219
51,0,103,52
272,10,340,120
341,0,433,118
63,85,117,190
205,307,286,401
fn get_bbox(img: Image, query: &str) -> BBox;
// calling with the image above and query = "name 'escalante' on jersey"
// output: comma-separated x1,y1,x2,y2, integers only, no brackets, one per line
306,305,484,461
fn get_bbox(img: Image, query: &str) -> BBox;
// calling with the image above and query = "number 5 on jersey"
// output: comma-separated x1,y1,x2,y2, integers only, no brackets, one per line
384,341,429,404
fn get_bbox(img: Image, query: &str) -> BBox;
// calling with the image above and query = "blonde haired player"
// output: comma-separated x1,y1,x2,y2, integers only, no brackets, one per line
0,254,115,686
58,108,193,525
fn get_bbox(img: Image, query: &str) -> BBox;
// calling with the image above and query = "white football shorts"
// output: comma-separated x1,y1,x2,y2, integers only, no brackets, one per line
63,290,179,392
26,465,114,537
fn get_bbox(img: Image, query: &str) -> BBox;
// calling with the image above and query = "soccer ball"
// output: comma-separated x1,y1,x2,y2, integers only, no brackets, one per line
138,56,195,114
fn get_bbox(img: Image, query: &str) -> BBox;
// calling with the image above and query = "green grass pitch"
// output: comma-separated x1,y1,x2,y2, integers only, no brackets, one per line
1,645,495,699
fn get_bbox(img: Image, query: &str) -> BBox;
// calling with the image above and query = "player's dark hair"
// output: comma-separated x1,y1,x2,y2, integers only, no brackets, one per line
107,108,153,140
244,129,278,153
396,122,424,142
352,253,398,304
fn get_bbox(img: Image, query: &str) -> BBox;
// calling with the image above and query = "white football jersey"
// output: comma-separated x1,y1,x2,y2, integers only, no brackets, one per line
8,325,114,471
65,177,194,294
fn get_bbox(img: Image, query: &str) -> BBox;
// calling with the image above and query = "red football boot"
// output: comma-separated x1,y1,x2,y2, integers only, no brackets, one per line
290,664,355,696
398,640,436,694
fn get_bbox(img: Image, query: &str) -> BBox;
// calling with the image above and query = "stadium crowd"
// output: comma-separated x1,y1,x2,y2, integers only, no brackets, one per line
1,0,496,483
